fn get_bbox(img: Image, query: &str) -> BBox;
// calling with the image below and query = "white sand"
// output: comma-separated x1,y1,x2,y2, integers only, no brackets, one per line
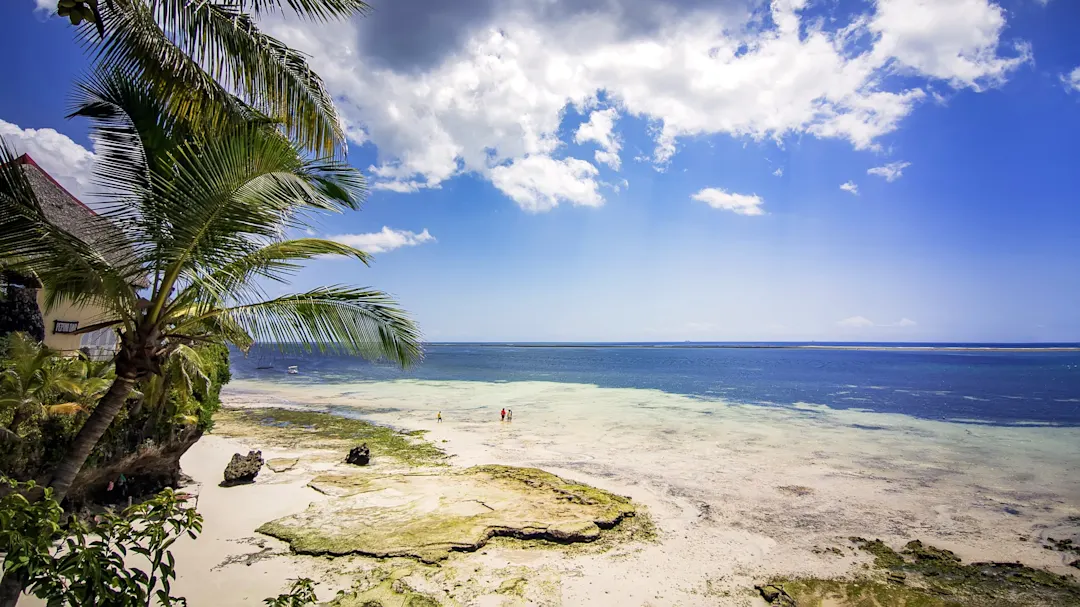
22,378,1080,606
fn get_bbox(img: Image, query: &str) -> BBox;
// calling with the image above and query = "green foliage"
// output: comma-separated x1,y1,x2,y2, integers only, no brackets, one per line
0,477,202,606
264,578,318,607
0,337,230,496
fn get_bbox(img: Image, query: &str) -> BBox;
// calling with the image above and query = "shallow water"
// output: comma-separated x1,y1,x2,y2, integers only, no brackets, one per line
232,343,1080,425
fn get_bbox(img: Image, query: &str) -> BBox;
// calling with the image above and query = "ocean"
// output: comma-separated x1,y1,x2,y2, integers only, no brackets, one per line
230,343,1080,426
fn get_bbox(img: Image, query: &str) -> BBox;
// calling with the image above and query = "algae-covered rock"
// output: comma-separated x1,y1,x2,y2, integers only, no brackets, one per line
258,465,637,563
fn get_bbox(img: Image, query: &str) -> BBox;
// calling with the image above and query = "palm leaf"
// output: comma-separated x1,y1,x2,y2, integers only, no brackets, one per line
171,238,372,315
190,285,422,366
87,0,345,157
46,403,86,416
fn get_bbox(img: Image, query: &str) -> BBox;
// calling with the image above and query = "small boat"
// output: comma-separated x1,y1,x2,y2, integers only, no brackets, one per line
287,366,299,374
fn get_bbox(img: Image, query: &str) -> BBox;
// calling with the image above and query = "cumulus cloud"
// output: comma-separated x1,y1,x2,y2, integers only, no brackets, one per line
489,155,604,212
327,227,436,254
263,0,1029,210
869,0,1031,91
1063,67,1080,93
867,161,911,182
574,108,622,170
837,316,917,328
840,181,859,195
691,187,764,216
0,119,96,200
773,167,784,177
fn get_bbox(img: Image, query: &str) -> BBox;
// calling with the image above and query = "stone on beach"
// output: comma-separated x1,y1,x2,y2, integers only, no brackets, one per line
257,464,637,563
345,443,370,466
221,450,263,486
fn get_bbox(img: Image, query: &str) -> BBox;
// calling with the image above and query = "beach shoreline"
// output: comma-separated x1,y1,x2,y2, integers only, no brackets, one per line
24,378,1076,606
105,378,1076,605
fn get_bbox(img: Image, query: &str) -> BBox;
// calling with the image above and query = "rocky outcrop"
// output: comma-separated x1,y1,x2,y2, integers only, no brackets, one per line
221,450,264,486
71,427,203,506
345,443,370,466
755,584,797,607
257,465,638,563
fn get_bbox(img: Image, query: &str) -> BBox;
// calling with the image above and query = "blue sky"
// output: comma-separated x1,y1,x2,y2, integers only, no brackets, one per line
2,0,1079,342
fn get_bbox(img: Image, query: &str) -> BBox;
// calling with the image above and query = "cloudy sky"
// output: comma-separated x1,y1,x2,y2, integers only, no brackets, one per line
3,0,1079,342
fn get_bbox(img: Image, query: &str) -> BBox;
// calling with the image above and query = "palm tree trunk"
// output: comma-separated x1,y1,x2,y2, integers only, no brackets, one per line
48,369,138,502
0,368,138,607
0,573,24,607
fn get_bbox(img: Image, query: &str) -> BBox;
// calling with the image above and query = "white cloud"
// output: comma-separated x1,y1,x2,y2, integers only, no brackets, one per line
773,167,784,177
574,108,622,170
867,161,911,182
34,0,52,11
1062,67,1080,93
691,187,765,216
840,181,859,195
327,227,436,254
0,119,96,200
837,316,917,328
837,316,876,328
869,0,1031,91
488,155,603,212
263,0,1029,209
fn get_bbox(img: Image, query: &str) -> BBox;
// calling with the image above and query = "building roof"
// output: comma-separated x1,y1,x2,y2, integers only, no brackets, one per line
13,154,134,274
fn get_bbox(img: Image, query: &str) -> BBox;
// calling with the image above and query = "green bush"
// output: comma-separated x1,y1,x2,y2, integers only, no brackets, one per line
0,478,202,606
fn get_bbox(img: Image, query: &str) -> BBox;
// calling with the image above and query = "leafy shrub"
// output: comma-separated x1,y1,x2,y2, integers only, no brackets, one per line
0,477,202,606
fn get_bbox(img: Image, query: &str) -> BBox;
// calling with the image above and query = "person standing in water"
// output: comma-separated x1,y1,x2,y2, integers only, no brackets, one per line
507,409,513,422
437,411,442,423
501,408,506,421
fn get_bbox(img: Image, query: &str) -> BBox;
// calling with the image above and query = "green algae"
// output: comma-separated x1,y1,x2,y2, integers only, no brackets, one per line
328,579,444,607
774,578,963,607
216,407,447,466
762,538,1080,607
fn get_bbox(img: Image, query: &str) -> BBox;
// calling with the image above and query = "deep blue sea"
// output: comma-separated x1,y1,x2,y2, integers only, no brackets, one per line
230,343,1080,427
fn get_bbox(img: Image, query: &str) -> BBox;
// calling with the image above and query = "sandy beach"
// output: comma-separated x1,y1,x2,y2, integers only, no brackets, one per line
39,377,1071,606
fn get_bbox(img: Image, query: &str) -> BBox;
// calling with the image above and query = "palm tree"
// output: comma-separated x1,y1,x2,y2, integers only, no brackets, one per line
0,70,422,506
55,0,373,157
0,333,87,439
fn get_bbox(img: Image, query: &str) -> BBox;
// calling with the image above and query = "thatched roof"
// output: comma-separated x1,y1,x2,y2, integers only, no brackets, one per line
13,154,135,275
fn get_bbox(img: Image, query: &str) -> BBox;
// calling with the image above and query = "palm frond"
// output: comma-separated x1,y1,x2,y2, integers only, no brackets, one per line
171,238,372,315
146,127,363,314
89,0,345,157
234,0,371,21
46,403,86,416
186,285,422,366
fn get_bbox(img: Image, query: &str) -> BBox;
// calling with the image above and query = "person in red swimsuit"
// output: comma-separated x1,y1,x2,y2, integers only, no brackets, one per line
501,408,506,421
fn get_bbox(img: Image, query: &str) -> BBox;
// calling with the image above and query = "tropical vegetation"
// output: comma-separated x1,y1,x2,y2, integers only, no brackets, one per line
0,65,422,502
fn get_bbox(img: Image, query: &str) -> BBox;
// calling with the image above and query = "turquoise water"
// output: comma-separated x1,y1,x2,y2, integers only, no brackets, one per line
230,343,1080,426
